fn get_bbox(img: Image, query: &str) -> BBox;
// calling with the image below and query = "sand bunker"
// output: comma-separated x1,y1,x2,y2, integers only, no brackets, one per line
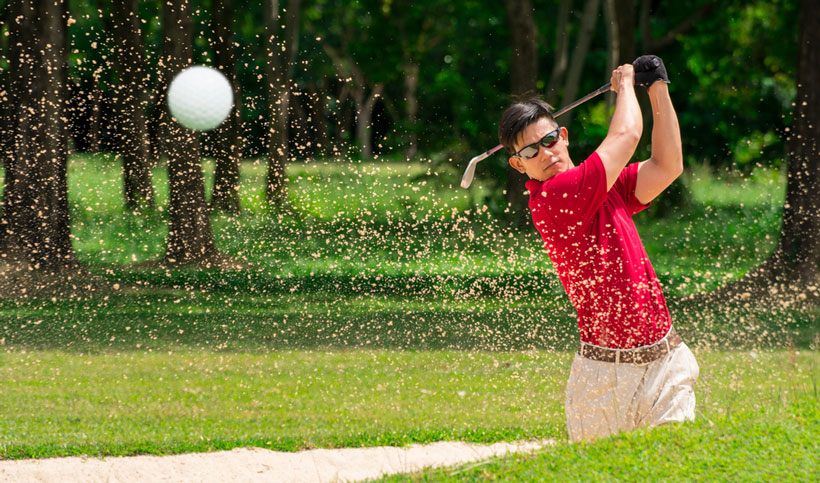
0,439,554,482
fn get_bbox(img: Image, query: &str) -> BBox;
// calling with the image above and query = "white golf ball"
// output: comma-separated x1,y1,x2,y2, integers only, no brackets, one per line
167,65,233,131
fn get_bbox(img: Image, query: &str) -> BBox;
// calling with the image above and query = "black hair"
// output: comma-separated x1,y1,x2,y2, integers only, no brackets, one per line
498,98,556,155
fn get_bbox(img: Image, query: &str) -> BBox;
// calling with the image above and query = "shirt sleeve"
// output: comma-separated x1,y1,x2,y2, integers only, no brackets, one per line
612,161,651,216
531,152,607,229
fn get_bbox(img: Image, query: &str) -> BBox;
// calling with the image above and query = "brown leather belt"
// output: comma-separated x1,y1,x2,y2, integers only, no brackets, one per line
578,327,683,365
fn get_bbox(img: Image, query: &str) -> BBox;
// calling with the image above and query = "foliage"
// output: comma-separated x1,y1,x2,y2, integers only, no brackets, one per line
38,0,801,195
673,0,799,169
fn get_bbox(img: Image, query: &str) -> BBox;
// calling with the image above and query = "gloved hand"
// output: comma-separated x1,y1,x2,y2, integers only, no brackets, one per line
633,55,669,87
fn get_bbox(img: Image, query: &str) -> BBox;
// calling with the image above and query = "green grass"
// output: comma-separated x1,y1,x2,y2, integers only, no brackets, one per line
1,349,817,461
0,350,567,458
1,153,818,474
380,350,820,481
381,400,820,481
61,153,783,294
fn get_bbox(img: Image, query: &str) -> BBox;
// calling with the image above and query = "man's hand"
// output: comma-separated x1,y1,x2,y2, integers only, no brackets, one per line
633,55,669,87
609,64,635,93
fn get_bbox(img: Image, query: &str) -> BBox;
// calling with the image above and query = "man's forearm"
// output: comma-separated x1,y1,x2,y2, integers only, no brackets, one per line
610,81,642,141
596,66,643,190
648,83,683,175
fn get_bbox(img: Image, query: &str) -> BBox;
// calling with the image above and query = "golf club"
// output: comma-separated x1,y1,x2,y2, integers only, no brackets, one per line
460,82,612,189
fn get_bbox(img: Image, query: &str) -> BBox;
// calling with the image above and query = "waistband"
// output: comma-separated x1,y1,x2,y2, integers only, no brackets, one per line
578,327,682,365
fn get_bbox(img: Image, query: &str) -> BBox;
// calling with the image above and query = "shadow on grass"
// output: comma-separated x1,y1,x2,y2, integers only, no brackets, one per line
0,287,579,353
1,276,817,354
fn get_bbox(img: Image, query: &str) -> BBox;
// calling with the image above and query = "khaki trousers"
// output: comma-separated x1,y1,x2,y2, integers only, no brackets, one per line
565,342,699,443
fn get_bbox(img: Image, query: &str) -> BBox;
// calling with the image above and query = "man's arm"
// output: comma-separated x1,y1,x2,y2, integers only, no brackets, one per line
595,64,643,191
635,82,683,204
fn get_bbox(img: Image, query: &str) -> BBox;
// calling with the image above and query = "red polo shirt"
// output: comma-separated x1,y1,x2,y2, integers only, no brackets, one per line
526,152,671,349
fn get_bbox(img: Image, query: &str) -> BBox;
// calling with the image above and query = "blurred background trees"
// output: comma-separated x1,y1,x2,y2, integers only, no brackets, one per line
4,0,800,190
0,0,809,273
0,0,75,271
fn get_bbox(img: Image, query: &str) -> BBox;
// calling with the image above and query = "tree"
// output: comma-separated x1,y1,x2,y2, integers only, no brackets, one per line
210,0,243,214
707,0,820,305
0,0,9,167
0,0,76,271
322,44,383,160
545,0,572,101
265,0,301,205
505,0,539,226
365,0,447,160
161,0,219,265
108,0,155,211
305,0,393,161
603,0,635,72
602,0,713,216
559,0,601,128
639,0,713,54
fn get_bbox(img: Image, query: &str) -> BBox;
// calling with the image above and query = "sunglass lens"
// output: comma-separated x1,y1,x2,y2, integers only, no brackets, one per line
519,145,539,159
541,131,559,147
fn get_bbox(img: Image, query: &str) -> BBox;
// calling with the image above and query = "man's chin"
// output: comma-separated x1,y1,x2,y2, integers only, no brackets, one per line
540,167,565,181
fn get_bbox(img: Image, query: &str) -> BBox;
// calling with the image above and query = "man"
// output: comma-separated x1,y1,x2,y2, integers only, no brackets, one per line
498,56,698,442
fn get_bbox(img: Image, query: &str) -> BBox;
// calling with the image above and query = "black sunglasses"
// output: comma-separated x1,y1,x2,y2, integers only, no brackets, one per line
513,128,561,159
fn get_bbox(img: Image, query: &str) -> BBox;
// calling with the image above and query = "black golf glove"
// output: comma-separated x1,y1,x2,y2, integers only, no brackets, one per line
633,55,669,87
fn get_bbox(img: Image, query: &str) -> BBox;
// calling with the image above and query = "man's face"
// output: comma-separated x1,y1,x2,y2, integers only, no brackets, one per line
509,117,572,182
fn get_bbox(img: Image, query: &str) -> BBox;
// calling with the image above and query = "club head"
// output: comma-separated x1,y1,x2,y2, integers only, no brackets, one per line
460,153,486,189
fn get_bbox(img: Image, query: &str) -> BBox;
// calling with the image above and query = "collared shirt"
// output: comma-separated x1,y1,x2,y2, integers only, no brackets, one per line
525,152,671,349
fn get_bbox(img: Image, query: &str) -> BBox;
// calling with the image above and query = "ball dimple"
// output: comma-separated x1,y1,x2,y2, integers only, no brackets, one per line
167,65,234,131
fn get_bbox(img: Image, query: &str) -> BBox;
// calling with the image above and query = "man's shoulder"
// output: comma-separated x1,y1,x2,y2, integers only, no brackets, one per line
531,152,604,194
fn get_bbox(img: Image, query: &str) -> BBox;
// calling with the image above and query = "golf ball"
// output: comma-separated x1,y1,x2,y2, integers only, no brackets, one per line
167,65,233,131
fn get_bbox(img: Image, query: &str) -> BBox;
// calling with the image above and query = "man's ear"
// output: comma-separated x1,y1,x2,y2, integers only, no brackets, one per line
509,157,526,174
561,126,569,146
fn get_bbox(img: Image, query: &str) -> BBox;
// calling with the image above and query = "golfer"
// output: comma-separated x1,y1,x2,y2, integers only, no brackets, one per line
499,56,698,442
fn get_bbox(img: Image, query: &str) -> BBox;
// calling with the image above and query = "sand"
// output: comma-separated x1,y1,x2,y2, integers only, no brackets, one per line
0,439,554,482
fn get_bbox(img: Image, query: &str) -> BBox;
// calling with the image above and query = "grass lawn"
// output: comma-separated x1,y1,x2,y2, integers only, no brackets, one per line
381,398,820,481
0,154,818,478
1,349,818,463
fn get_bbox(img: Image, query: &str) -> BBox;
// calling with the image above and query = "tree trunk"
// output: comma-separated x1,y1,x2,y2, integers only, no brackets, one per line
290,91,312,157
307,82,330,157
162,0,218,265
335,87,354,155
265,0,301,206
210,0,242,214
323,44,381,160
109,0,155,211
0,66,8,171
356,83,383,160
603,0,619,91
403,60,419,160
88,82,103,153
505,0,539,227
768,0,820,284
641,0,714,53
606,0,645,144
699,0,820,307
0,0,75,270
561,0,601,127
545,0,572,102
613,0,635,63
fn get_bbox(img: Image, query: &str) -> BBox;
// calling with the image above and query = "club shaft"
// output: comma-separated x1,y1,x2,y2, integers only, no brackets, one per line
489,82,611,154
553,82,611,118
